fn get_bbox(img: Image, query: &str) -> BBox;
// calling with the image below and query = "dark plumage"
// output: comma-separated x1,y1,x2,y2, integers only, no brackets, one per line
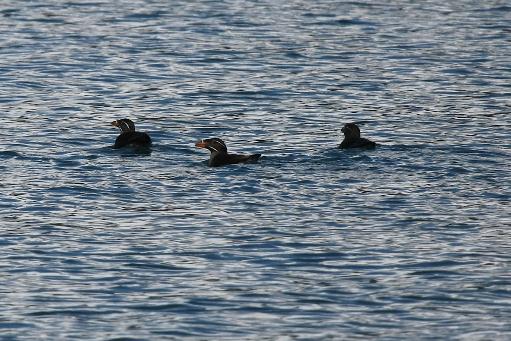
111,119,152,149
195,138,261,167
339,123,376,149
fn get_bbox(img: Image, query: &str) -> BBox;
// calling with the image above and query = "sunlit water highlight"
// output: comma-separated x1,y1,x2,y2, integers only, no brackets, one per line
0,0,510,339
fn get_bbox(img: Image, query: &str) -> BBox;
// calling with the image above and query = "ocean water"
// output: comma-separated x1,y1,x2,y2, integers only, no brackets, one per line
1,0,510,339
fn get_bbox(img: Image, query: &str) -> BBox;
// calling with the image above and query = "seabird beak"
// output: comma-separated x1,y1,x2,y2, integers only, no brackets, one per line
111,120,119,127
195,140,207,148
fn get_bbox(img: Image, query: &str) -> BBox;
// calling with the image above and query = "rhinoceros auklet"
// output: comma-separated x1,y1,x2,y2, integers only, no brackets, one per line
195,138,261,167
339,123,376,149
111,118,152,149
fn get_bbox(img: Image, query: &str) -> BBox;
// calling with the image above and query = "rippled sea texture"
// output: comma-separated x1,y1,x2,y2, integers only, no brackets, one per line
1,0,510,339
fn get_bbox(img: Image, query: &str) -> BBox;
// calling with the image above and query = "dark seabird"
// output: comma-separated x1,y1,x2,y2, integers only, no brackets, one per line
339,123,376,149
111,118,152,149
195,138,261,167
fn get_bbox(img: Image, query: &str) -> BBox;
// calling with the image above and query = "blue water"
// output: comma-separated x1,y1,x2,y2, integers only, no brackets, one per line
1,0,510,339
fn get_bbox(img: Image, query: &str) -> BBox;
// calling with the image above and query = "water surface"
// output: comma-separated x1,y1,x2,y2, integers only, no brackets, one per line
0,0,510,339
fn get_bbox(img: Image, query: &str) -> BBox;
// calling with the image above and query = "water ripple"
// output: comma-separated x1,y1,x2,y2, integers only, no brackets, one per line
1,0,510,339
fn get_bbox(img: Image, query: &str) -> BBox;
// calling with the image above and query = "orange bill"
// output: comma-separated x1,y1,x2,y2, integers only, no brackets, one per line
195,140,207,148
